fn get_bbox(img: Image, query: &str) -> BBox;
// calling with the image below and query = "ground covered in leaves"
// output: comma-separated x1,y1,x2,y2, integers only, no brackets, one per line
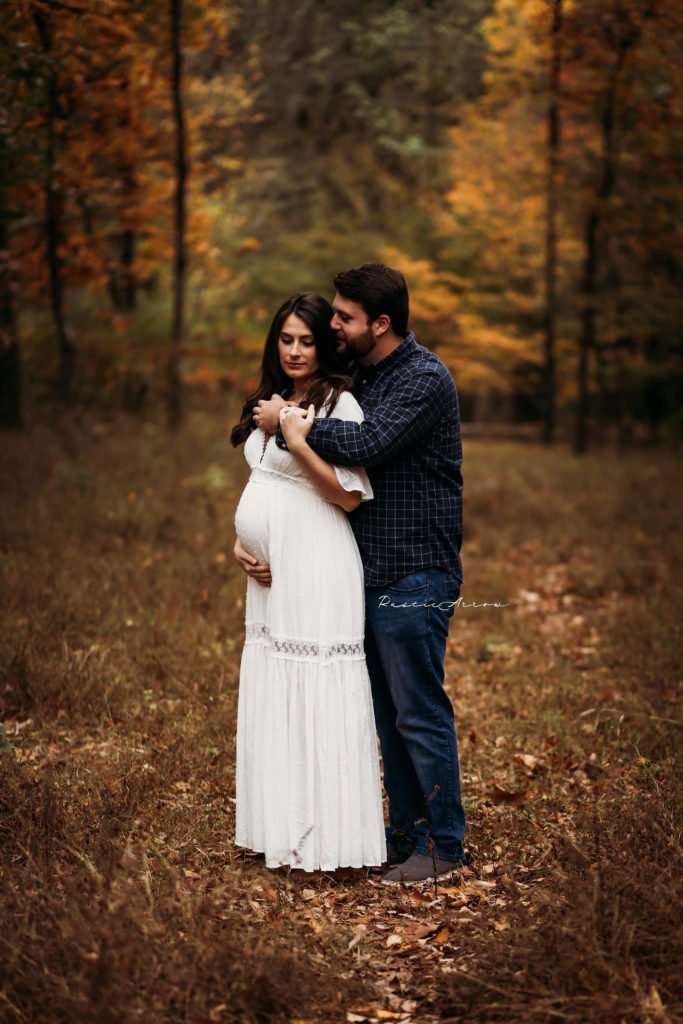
1,392,681,1023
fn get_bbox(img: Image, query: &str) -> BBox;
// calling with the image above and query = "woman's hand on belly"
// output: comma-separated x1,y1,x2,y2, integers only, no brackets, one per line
233,536,272,587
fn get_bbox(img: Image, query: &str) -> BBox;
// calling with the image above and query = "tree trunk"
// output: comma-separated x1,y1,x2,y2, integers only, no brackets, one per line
0,176,22,430
576,206,595,454
114,76,138,312
593,330,609,445
614,338,633,454
575,16,638,455
116,219,137,311
542,0,562,445
78,188,138,314
168,0,187,430
33,8,77,406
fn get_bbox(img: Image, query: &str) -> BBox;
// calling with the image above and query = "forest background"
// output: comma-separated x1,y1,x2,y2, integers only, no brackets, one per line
1,4,682,1023
2,0,682,448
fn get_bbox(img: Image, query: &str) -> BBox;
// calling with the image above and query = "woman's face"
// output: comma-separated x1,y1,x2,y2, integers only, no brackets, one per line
277,312,319,387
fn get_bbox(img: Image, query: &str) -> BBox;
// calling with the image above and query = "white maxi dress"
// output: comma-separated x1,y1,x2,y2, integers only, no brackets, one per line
233,388,387,871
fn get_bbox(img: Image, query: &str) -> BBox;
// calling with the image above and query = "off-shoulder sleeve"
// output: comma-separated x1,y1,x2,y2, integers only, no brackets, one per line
325,391,374,502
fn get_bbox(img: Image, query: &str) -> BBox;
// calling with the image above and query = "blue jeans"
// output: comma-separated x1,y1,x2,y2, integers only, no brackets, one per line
364,569,466,863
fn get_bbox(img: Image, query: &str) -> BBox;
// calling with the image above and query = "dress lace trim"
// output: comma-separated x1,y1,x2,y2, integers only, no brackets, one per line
245,621,365,661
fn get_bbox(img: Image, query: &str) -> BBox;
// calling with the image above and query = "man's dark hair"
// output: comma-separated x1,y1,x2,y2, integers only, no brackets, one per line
333,263,409,337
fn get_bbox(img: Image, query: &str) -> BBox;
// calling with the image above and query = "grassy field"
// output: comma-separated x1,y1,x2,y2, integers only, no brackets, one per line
1,391,681,1024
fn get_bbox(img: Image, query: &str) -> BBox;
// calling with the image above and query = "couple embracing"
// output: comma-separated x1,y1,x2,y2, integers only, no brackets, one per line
230,263,467,885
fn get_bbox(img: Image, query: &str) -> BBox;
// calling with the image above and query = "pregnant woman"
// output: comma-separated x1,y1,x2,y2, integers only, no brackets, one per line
230,293,387,872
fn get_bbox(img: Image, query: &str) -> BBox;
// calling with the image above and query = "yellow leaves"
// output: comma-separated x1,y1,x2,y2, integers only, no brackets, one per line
381,248,460,327
482,0,551,100
434,91,563,397
381,245,539,394
446,103,545,250
238,237,261,254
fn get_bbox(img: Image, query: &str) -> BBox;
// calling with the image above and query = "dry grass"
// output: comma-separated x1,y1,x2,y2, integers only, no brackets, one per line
1,393,681,1023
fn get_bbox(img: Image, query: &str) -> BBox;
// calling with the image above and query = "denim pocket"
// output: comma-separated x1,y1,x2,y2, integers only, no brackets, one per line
388,571,429,593
439,582,461,619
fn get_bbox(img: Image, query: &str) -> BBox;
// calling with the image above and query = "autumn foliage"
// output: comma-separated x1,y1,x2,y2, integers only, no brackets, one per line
1,0,681,445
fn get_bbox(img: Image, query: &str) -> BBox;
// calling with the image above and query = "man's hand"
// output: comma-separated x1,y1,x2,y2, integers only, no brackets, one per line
279,403,315,452
253,394,294,433
233,536,272,587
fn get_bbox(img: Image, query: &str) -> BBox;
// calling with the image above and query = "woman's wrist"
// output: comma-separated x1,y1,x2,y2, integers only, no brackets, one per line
287,437,309,456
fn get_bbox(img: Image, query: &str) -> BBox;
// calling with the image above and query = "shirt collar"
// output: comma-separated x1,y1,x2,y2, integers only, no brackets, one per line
360,331,417,380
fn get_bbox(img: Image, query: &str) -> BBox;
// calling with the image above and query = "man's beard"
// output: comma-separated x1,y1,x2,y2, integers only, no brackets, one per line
348,326,375,359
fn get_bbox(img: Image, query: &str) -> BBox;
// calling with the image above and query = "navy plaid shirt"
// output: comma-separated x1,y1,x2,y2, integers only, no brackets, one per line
275,330,463,588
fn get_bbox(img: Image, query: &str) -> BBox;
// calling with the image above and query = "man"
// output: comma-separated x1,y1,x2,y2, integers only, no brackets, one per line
250,263,466,884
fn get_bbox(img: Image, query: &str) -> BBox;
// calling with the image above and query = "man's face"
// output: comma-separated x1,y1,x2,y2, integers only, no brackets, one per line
330,293,376,360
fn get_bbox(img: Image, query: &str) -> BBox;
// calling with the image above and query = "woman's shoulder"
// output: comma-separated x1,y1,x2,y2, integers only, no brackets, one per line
325,386,364,423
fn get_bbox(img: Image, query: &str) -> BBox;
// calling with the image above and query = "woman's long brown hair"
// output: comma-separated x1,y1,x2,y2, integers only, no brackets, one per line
230,293,354,447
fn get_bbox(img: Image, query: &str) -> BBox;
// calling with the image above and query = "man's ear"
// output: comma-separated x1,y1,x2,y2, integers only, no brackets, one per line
372,314,391,339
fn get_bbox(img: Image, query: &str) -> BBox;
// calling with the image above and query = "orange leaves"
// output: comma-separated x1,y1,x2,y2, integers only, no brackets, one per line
6,0,244,308
380,245,540,393
435,0,683,412
482,0,556,100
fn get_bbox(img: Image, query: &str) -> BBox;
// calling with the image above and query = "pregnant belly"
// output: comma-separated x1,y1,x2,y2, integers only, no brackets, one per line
234,480,269,563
